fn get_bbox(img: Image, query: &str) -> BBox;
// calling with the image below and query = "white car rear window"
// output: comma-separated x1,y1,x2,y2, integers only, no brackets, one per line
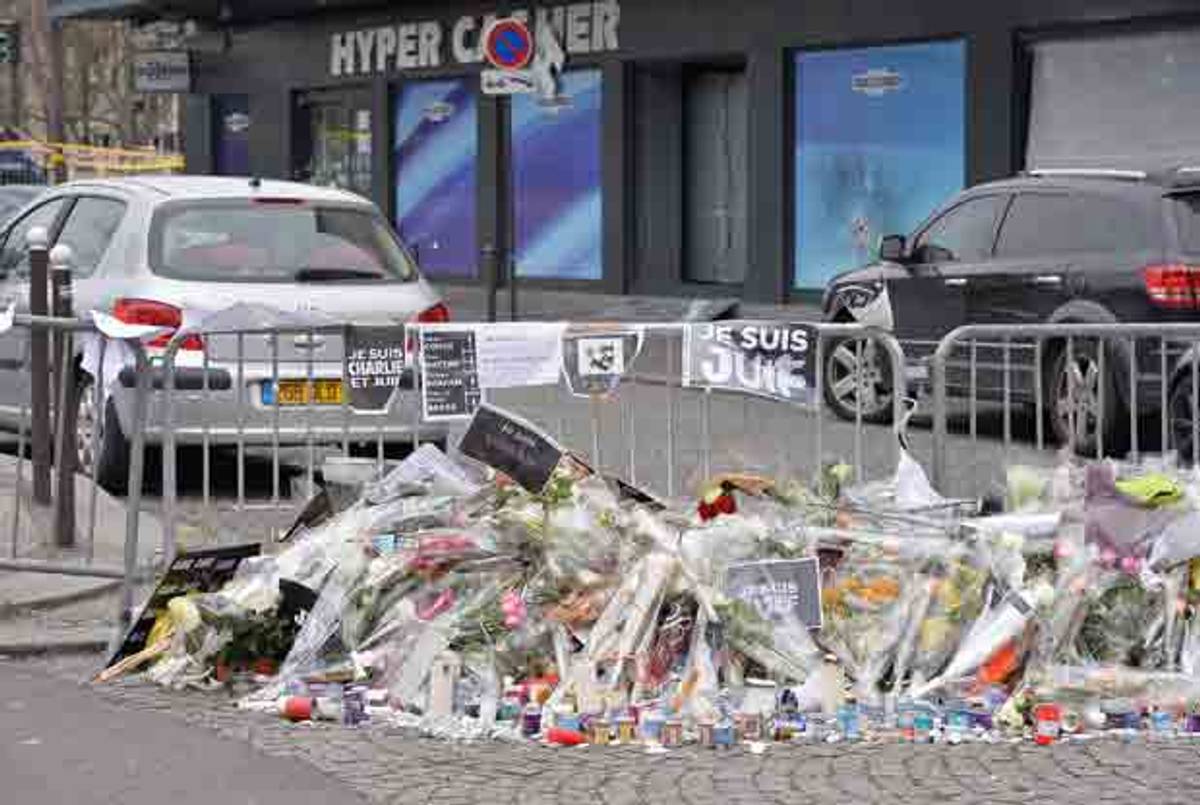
152,201,417,282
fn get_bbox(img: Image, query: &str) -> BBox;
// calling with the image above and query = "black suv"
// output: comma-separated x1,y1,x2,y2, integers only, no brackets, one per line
821,167,1200,455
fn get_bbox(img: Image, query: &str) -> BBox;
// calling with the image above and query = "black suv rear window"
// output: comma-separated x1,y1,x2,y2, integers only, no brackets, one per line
996,193,1153,258
1176,194,1200,254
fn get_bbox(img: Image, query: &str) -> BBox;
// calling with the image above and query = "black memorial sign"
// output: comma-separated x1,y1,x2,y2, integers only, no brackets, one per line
107,543,262,668
420,328,482,420
346,325,407,410
458,404,564,493
725,558,823,629
684,321,817,404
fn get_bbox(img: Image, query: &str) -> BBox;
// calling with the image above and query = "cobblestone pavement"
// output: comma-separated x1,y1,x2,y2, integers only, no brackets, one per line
7,654,1199,805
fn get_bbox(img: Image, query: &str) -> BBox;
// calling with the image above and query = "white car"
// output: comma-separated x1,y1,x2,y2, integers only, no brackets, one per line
0,175,450,491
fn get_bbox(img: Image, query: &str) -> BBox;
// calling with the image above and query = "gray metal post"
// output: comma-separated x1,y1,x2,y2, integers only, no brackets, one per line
50,243,75,547
508,252,519,322
931,342,949,492
483,243,498,323
114,344,151,655
162,344,178,566
26,227,51,506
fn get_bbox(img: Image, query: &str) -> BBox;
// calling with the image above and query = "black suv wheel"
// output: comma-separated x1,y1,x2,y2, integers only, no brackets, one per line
1169,371,1199,464
822,334,894,423
1046,340,1124,456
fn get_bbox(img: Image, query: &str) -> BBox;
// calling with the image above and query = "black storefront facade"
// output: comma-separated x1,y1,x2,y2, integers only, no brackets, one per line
53,0,1200,303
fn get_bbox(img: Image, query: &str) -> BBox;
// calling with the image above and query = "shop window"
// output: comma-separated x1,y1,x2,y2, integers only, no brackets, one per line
1025,29,1200,170
394,79,479,278
793,40,966,290
293,88,373,198
212,95,250,177
511,69,603,280
683,67,748,284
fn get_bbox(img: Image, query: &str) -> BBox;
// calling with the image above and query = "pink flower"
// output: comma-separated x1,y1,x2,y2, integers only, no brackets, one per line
1120,555,1141,575
1100,547,1118,568
501,590,527,630
417,588,457,621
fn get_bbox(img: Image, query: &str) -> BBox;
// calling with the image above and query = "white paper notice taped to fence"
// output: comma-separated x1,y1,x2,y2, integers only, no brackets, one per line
421,323,564,388
475,323,565,388
683,321,817,404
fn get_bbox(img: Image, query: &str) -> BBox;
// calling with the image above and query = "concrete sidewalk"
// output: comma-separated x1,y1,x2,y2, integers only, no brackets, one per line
439,284,822,323
0,455,163,653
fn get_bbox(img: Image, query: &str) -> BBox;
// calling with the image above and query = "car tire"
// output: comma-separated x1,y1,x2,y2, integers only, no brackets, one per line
822,334,894,424
1169,370,1199,465
73,374,131,495
1045,340,1126,457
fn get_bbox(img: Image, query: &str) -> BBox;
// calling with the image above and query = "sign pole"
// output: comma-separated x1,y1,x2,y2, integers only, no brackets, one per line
478,17,535,323
499,94,517,322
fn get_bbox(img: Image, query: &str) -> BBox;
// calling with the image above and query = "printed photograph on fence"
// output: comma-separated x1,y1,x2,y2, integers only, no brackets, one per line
683,321,817,404
561,325,644,397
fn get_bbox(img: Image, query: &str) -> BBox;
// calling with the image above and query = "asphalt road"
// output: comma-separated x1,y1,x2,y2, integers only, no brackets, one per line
150,382,1075,544
0,659,363,804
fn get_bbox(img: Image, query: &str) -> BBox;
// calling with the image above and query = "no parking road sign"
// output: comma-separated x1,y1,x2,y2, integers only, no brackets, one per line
483,18,534,70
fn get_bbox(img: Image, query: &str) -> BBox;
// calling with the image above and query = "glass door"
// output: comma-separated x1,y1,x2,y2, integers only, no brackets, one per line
292,87,374,197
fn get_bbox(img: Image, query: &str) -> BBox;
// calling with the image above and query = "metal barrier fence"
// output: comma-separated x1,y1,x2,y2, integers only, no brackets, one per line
930,322,1200,493
0,312,155,650
153,320,911,546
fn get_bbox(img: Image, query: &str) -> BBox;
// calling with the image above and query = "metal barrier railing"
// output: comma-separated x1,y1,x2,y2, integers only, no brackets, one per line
930,322,1200,492
153,320,911,547
0,312,155,650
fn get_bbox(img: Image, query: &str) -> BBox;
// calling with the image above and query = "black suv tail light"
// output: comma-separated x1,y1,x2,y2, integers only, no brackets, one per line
1144,264,1200,309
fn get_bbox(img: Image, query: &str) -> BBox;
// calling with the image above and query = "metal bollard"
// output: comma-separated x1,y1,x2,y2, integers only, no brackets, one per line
483,243,498,323
508,253,519,322
50,243,76,547
26,227,52,507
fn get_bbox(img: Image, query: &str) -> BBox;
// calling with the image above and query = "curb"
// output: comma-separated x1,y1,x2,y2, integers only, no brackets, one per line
0,579,122,620
0,636,109,658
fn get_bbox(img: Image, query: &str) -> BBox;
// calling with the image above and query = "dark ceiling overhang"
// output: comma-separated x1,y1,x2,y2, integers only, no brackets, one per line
49,0,407,24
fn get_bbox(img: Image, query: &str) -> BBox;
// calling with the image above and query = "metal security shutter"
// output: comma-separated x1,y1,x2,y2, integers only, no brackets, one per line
1026,29,1200,171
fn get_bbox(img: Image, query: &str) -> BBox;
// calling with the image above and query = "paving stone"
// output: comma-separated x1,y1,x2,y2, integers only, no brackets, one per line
14,653,1200,803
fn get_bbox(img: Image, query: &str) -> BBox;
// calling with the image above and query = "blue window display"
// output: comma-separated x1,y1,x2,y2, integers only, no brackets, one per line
213,94,250,177
394,79,479,278
793,40,966,289
511,70,603,280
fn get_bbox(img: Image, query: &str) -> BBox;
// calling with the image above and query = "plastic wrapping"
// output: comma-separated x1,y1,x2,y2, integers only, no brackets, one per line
114,430,1200,743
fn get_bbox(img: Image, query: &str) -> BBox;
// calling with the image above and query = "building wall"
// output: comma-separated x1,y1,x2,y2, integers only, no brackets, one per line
183,0,1200,300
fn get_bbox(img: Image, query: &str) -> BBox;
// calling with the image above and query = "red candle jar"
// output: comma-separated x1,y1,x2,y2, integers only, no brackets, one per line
1034,703,1061,746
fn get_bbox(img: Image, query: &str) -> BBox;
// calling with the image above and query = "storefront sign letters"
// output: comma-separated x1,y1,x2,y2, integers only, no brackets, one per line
330,1,620,77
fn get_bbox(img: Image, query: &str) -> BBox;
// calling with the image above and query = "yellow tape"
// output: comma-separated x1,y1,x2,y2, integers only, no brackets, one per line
0,139,173,158
0,138,184,175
